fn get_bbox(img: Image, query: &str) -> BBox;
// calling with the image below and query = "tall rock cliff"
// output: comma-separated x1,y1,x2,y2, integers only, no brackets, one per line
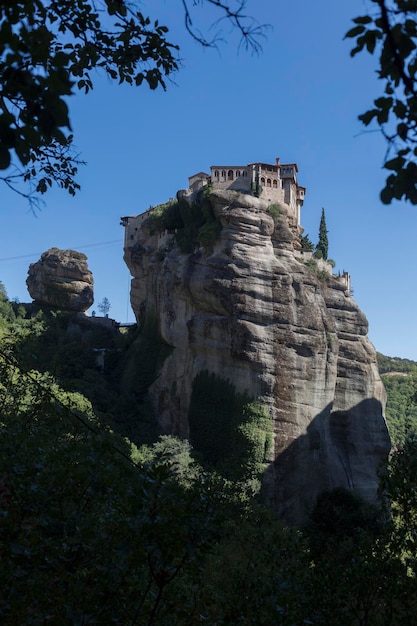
123,187,391,524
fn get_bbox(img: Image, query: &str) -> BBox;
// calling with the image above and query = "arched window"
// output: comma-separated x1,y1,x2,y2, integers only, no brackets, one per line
273,179,278,188
236,170,241,177
261,177,265,185
214,170,219,178
267,178,272,187
221,170,226,178
243,171,247,177
228,170,234,180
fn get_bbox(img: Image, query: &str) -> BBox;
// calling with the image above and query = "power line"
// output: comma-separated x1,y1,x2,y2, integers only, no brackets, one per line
0,239,122,264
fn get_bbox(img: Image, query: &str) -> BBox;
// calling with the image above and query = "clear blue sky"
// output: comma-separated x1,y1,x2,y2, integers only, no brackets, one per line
1,0,417,359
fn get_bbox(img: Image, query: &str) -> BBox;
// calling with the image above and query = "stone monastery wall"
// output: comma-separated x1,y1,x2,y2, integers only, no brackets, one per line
189,157,306,227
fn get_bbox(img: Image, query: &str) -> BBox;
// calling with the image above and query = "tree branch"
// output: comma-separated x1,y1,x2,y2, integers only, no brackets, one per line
181,0,269,53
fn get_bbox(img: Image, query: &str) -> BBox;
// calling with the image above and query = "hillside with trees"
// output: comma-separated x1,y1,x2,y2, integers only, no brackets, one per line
377,352,417,445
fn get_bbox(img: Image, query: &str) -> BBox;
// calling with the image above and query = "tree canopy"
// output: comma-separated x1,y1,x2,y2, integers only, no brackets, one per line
0,1,266,209
346,0,417,204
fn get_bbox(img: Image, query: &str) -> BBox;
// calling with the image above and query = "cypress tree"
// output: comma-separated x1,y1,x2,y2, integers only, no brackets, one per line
315,208,329,260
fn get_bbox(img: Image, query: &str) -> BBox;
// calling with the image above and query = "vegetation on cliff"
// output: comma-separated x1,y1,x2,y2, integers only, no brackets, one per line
189,371,273,482
148,189,221,253
314,207,329,260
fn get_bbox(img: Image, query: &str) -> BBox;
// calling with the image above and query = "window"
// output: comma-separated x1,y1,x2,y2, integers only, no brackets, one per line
267,178,271,187
214,170,219,178
273,180,278,188
221,170,226,178
228,169,234,180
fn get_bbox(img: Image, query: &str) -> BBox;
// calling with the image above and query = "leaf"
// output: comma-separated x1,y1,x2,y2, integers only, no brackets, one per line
398,122,409,140
394,100,408,119
384,156,406,171
358,109,377,126
380,181,395,204
352,16,373,25
374,96,393,109
365,31,378,53
345,25,366,39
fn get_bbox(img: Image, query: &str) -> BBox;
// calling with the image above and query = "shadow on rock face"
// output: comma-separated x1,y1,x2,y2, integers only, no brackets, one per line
261,397,391,526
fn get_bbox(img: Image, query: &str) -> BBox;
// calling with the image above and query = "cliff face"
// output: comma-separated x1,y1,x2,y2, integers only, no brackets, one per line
123,189,391,524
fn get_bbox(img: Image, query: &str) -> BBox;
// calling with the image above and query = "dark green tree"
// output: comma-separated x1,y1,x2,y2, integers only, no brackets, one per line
300,233,314,251
0,1,266,209
346,0,417,204
315,207,329,260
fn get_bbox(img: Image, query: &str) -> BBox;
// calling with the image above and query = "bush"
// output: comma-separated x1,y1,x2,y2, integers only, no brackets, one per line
300,233,314,251
268,203,280,224
198,220,221,247
148,200,183,234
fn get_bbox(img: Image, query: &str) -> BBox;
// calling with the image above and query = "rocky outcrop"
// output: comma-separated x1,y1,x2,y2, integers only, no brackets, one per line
27,248,94,312
123,189,391,524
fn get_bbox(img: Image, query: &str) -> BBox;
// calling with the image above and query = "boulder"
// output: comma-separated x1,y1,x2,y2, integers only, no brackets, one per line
26,248,94,312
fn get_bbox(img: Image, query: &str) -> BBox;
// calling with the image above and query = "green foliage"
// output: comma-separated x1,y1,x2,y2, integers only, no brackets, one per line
382,373,417,445
0,301,164,446
268,202,280,224
0,363,218,624
188,371,273,481
0,347,307,625
300,233,315,251
306,487,384,559
315,207,329,260
148,192,221,253
112,310,172,444
381,434,417,551
346,1,417,203
304,258,330,282
305,258,318,269
148,200,183,234
251,180,263,197
377,352,417,374
5,293,417,622
196,509,310,625
377,353,417,445
197,219,221,247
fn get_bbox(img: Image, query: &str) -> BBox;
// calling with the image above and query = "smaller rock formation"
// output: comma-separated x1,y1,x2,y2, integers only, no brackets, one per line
26,248,94,312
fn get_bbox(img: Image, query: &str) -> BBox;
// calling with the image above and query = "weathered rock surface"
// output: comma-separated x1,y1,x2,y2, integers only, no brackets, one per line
27,248,94,312
123,189,391,524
